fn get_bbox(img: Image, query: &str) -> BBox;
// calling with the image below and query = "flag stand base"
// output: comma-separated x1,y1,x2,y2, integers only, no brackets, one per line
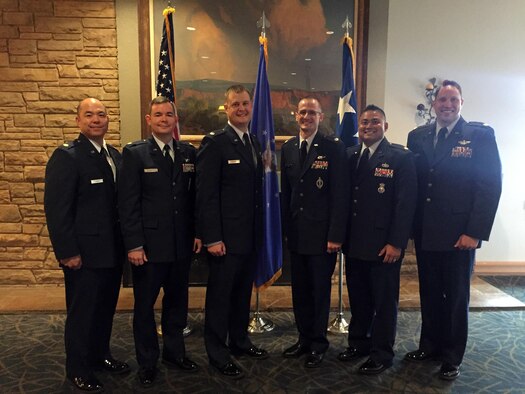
248,291,275,333
157,324,193,337
327,312,349,334
327,252,349,334
248,311,275,333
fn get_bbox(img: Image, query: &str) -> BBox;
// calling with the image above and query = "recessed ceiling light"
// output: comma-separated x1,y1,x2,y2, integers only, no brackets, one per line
186,26,196,31
305,58,311,61
210,71,217,74
201,56,209,59
291,72,297,76
326,31,334,35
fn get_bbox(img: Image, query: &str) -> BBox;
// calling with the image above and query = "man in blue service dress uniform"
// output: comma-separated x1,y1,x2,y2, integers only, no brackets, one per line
281,97,348,368
196,85,267,380
337,105,417,375
45,98,129,392
118,96,201,387
405,80,502,380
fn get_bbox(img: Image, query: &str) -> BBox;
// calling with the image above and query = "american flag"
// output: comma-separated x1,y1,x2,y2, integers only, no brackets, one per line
156,6,180,140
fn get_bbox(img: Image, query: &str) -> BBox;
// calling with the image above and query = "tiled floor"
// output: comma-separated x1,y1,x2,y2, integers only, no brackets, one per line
0,274,523,313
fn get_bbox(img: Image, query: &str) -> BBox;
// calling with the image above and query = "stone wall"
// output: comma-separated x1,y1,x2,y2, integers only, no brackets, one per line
0,0,119,284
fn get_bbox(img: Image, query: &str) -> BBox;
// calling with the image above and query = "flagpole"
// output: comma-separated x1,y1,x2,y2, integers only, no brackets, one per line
327,252,348,333
328,15,357,335
247,11,277,334
154,0,190,337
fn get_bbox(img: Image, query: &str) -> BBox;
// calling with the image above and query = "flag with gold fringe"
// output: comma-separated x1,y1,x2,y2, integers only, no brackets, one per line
250,36,282,289
156,6,180,140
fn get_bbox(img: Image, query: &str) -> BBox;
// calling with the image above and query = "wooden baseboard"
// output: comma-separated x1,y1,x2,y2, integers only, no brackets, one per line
474,261,525,275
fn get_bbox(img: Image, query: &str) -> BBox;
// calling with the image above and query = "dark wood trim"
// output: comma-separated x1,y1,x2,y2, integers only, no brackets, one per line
355,0,369,115
137,0,151,138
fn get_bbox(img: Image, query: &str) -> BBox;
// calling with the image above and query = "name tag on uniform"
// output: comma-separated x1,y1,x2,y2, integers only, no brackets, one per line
144,168,158,173
91,178,104,184
228,159,241,164
182,163,195,172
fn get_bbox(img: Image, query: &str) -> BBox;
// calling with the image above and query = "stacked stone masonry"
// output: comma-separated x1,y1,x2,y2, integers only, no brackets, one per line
0,0,120,284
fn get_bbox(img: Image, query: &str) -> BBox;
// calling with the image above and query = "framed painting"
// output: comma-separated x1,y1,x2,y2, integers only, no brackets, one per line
138,0,369,147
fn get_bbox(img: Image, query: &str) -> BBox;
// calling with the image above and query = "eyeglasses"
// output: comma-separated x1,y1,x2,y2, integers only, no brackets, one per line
297,109,322,117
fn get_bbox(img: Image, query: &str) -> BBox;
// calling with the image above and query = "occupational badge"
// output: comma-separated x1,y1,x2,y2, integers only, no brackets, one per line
316,177,324,189
378,183,385,194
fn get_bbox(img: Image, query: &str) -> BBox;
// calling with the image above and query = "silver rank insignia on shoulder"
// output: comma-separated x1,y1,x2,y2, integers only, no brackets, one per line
458,140,471,145
378,183,385,194
381,163,390,168
316,177,324,189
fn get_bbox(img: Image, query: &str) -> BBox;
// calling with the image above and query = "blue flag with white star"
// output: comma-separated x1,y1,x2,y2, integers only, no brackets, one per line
336,36,358,147
156,6,179,139
250,37,282,289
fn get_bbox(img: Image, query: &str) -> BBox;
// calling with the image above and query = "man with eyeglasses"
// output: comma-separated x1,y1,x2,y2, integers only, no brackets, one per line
280,97,348,368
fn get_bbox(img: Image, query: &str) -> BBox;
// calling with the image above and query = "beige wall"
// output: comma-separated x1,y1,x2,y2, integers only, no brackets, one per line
115,0,141,145
0,0,120,284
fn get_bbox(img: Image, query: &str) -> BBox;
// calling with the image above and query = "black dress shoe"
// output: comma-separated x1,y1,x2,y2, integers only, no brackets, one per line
162,356,199,373
304,351,324,368
404,349,436,362
439,363,460,380
231,345,268,359
68,376,104,392
100,357,130,374
358,358,390,375
282,342,309,358
212,361,244,379
337,347,368,362
137,368,157,387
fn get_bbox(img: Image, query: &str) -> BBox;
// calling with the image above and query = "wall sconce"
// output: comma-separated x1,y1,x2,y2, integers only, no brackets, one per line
416,77,438,125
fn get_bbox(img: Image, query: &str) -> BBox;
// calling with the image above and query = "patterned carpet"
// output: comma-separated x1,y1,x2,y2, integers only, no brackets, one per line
1,308,525,393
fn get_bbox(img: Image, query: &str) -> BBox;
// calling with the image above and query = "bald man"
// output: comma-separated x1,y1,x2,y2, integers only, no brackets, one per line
45,98,129,392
